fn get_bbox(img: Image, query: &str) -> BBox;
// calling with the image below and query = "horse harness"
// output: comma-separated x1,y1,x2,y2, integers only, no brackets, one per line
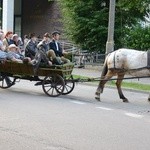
112,50,150,70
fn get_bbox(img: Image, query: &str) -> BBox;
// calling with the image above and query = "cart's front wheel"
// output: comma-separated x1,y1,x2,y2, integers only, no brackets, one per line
62,75,75,95
42,74,65,97
0,73,16,89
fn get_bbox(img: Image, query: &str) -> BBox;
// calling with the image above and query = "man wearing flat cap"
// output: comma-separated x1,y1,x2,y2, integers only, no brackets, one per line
49,31,70,64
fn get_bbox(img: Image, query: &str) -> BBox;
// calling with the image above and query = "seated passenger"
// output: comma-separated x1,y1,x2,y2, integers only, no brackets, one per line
37,32,63,65
0,32,7,60
3,31,14,51
25,33,38,60
49,31,70,64
12,34,24,52
7,44,31,63
32,33,62,69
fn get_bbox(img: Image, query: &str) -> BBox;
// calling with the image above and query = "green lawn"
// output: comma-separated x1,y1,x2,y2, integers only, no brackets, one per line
107,81,150,91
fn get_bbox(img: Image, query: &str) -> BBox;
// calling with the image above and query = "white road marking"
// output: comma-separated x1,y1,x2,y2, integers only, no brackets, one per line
125,112,143,118
96,107,113,111
70,100,86,105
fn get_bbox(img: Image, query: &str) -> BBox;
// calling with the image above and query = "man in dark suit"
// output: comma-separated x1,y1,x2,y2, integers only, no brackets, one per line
49,31,70,64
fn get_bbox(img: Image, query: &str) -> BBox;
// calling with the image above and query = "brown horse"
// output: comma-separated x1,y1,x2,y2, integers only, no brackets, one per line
95,48,150,102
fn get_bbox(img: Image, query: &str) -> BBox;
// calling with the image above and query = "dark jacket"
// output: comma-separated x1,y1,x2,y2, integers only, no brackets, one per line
33,45,50,75
38,40,49,52
49,39,63,57
25,39,38,59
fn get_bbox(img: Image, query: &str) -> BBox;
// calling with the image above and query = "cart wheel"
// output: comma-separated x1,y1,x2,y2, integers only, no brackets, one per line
42,74,65,97
62,75,75,95
0,73,16,89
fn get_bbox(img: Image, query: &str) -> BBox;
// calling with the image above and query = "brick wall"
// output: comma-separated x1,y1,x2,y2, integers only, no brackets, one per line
22,0,63,38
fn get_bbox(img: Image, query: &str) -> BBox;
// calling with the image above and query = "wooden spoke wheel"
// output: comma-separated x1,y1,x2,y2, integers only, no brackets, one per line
62,75,75,95
42,74,65,97
0,73,16,89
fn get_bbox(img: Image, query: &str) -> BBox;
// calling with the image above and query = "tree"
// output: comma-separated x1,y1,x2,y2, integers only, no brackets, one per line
59,0,150,52
124,25,150,50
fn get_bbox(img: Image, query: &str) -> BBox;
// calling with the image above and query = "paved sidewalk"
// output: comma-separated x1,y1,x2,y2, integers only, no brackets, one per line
72,66,150,85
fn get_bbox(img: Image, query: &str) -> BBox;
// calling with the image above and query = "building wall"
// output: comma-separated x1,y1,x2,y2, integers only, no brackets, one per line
22,0,63,37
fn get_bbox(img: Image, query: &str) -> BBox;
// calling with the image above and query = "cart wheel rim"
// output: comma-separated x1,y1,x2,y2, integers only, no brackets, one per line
0,74,16,89
42,74,65,97
62,75,75,95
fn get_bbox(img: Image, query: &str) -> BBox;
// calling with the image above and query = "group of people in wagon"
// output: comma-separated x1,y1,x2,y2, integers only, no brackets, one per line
0,30,70,67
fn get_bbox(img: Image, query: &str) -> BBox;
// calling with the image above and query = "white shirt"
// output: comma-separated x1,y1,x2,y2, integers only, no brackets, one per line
55,41,59,51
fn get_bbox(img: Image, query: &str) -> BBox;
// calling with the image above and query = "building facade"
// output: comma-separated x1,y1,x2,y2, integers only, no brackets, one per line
0,0,63,37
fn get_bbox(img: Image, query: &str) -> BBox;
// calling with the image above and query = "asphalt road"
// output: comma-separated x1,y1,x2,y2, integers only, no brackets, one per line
0,80,150,150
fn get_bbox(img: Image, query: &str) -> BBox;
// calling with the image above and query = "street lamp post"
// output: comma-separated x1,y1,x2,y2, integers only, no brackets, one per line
106,0,116,54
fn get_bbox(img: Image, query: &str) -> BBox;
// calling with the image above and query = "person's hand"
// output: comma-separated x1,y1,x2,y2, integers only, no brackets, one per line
48,61,52,66
63,51,68,54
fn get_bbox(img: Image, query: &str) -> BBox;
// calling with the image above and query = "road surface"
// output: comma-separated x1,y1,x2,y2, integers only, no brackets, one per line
0,80,150,150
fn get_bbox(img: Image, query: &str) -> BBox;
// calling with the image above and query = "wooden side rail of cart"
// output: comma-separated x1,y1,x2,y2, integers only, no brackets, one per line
0,60,75,97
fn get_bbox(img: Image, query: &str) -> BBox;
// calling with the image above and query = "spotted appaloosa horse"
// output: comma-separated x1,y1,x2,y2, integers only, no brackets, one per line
95,48,150,102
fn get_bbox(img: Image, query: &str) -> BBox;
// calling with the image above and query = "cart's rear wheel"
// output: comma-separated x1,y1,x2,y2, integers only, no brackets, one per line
62,75,75,95
0,73,16,89
42,74,65,97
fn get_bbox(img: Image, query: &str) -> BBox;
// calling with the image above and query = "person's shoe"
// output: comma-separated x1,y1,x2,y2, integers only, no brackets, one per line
34,81,43,86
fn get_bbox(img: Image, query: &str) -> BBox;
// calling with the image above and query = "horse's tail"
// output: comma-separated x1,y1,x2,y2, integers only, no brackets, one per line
100,56,108,79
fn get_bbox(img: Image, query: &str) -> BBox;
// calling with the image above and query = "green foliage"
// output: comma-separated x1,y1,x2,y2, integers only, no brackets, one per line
123,25,150,50
59,0,150,52
109,81,150,91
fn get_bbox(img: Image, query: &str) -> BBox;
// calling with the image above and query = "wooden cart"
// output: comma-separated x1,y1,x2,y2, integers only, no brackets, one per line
0,60,75,97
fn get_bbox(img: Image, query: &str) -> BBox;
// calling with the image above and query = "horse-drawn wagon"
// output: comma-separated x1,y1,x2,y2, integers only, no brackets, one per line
0,48,149,102
0,60,75,97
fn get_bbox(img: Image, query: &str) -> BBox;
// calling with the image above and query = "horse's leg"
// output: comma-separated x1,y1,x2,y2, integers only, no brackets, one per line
95,70,114,101
148,93,150,101
116,73,128,102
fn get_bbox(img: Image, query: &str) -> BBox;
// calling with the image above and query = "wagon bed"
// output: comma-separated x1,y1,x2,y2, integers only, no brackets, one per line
0,60,75,97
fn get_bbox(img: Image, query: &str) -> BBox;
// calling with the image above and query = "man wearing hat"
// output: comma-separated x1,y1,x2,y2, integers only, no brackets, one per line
7,44,23,63
7,44,31,63
49,31,70,64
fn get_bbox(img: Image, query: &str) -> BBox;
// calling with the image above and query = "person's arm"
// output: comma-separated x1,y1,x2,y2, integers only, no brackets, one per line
49,42,63,57
0,41,5,51
11,57,23,63
7,52,23,63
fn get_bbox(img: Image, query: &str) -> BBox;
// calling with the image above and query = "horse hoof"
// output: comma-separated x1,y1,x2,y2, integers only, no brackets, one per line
95,96,101,101
123,99,129,103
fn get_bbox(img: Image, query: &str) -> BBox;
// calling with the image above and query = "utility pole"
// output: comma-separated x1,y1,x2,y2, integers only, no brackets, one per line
106,0,116,54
